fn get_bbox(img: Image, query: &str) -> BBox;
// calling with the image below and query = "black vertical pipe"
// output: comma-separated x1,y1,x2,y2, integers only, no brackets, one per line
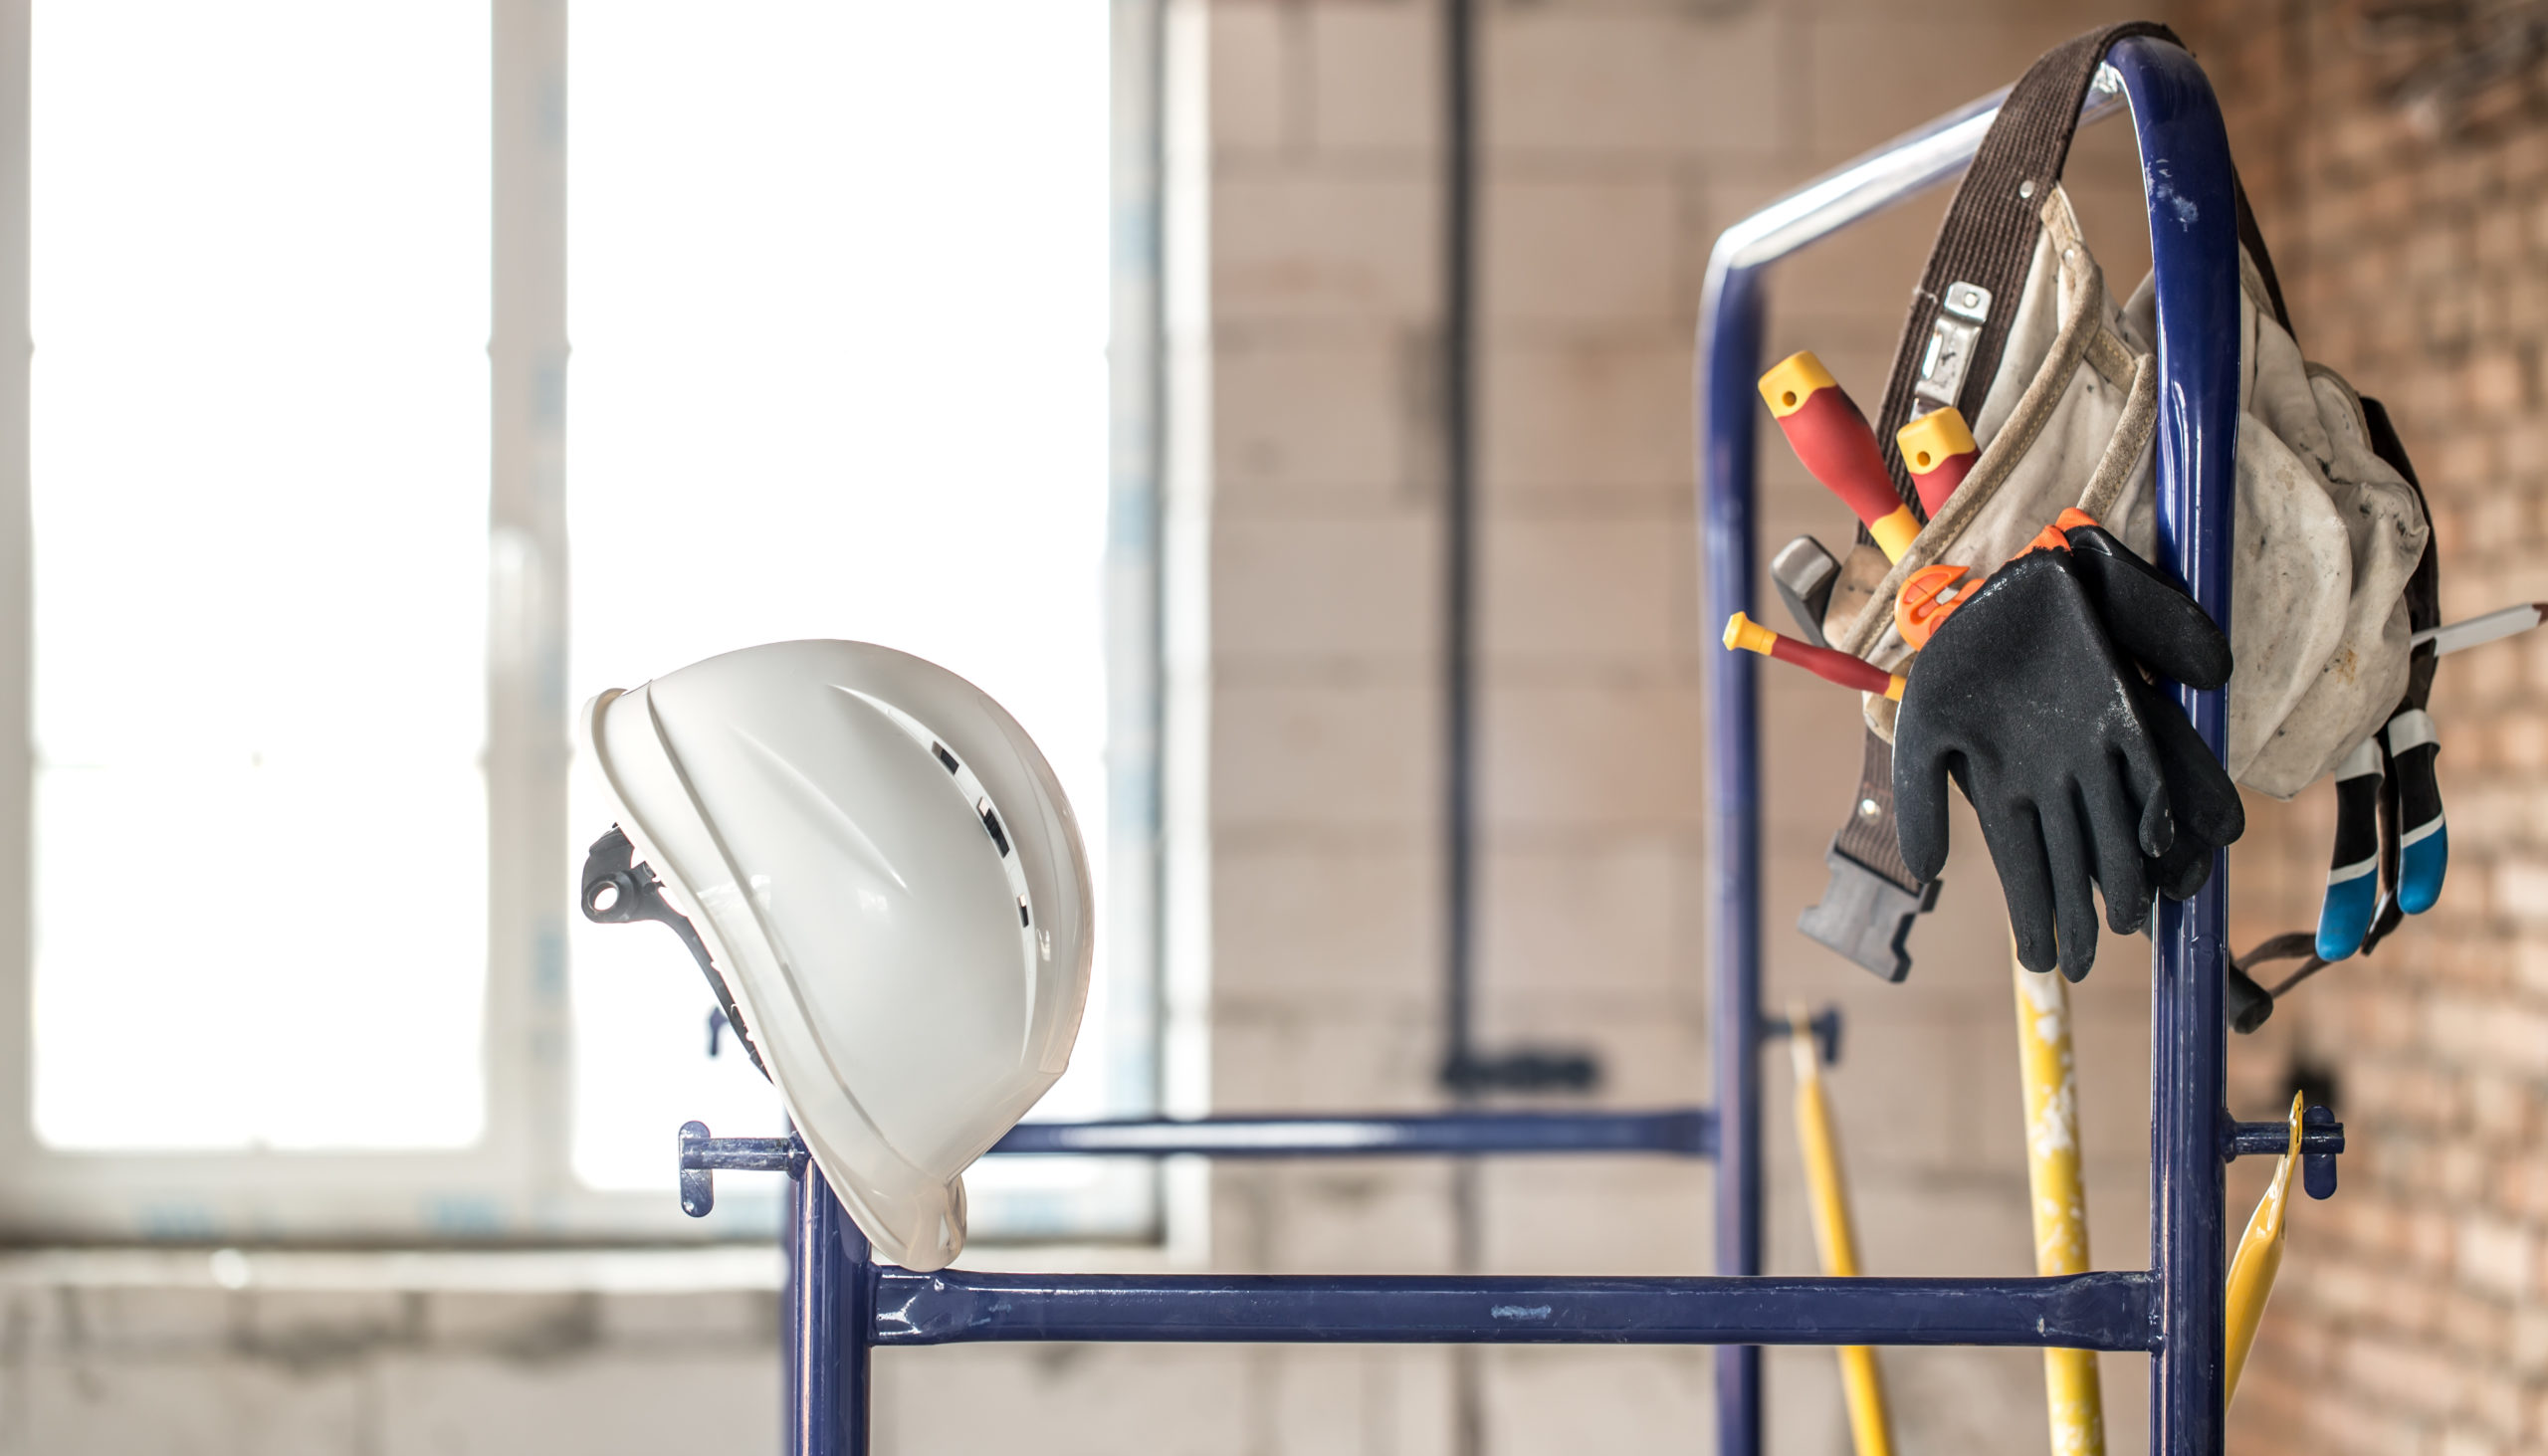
1441,0,1478,1092
1442,5,1485,1454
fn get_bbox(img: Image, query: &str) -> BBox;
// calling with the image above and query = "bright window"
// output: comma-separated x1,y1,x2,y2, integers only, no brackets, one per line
28,1,491,1151
564,1,1123,1216
0,1,1155,1244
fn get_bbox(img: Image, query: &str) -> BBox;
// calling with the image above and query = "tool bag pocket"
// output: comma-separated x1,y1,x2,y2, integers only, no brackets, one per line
1822,24,2430,802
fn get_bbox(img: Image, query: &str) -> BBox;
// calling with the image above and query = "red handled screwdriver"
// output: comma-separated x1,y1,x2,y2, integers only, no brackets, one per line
1896,407,1978,519
1725,612,1904,701
1759,351,1921,562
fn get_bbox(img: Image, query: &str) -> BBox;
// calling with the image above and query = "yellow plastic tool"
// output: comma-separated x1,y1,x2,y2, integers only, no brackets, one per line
2014,950,2104,1456
1895,405,1978,518
1787,1006,1895,1456
2225,1092,2303,1408
1895,404,1976,475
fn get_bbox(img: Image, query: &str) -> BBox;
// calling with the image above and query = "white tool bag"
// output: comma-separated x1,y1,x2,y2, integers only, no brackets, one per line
1818,26,2429,803
1827,184,2429,799
1797,23,2443,988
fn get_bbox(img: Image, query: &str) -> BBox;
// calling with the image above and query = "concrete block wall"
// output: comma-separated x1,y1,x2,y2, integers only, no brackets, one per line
0,1286,778,1455
1197,2,2188,1452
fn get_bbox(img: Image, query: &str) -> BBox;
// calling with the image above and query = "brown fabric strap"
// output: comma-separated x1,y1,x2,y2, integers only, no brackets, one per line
2234,174,2293,335
1834,29,2317,957
1834,733,1918,891
1820,26,2412,995
1870,21,2182,507
1842,21,2181,905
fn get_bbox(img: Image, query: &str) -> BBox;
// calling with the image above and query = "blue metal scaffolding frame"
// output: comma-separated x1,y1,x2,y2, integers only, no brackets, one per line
674,35,2344,1456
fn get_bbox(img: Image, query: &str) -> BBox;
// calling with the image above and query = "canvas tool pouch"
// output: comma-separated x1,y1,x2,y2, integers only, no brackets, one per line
1803,22,2437,972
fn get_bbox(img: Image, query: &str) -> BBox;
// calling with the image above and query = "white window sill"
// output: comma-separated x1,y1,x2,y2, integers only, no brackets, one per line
0,1238,1187,1294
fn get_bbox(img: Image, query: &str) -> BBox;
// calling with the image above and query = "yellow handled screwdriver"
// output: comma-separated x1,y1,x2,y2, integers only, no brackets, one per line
1760,351,1922,562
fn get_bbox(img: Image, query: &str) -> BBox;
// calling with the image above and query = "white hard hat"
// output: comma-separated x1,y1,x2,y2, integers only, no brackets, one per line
577,640,1093,1270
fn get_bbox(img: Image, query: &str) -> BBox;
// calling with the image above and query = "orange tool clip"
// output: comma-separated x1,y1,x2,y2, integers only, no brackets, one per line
1759,352,1922,562
1896,407,1978,519
1893,563,1972,650
1890,508,2105,651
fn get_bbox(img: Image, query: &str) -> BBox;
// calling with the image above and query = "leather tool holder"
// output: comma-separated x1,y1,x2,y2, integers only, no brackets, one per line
1803,21,2183,980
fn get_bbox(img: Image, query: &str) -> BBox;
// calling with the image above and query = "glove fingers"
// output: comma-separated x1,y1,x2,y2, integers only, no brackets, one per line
1979,799,2061,974
2133,678,2228,902
2094,572,2231,690
2081,757,2155,936
1891,741,1956,885
2134,675,2246,850
2151,834,2216,902
2035,794,2103,981
2118,721,2176,862
2064,524,2233,690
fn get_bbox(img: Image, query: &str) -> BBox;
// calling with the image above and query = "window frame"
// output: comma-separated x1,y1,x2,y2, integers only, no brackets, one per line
0,0,1175,1249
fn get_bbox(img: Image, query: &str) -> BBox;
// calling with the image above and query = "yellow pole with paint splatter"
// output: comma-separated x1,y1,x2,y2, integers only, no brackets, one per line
1787,1007,1894,1456
2015,952,2104,1456
2224,1092,2303,1408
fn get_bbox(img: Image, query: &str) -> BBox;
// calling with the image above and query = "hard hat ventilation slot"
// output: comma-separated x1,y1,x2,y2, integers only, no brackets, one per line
933,741,959,774
977,798,1012,857
1017,896,1032,928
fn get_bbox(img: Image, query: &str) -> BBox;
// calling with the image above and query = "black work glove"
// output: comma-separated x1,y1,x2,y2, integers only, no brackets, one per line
2127,669,2244,901
1893,529,2236,980
2062,520,2245,904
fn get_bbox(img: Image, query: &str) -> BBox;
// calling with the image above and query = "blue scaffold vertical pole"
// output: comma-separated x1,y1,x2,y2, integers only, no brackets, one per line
1700,262,1767,1456
2111,35,2239,1456
786,1158,872,1456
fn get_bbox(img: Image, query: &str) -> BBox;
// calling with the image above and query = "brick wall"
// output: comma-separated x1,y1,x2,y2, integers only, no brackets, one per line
2186,4,2548,1452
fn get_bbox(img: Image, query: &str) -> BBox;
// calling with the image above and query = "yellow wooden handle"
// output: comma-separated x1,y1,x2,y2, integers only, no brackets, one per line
2015,952,2105,1456
1789,1008,1894,1456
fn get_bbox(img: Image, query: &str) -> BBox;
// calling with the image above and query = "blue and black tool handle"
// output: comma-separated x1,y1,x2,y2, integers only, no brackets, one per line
2249,611,2531,1026
2358,605,2544,946
2313,689,2454,962
2385,707,2445,917
2310,397,2442,964
2315,735,2387,962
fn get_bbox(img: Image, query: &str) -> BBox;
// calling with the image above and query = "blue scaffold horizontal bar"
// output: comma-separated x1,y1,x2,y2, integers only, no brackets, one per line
871,1269,2157,1351
986,1109,1717,1158
672,1112,1717,1217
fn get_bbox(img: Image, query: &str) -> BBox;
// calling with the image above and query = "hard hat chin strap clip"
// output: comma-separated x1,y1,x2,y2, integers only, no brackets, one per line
579,825,772,1081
